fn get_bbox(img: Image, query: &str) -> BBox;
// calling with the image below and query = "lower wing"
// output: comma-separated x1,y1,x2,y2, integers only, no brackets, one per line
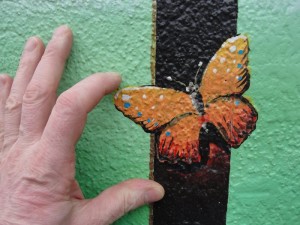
205,96,258,148
157,114,205,164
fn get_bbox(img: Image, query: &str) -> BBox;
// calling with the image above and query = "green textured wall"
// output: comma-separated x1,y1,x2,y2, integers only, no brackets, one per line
227,0,300,224
0,1,299,225
0,1,152,224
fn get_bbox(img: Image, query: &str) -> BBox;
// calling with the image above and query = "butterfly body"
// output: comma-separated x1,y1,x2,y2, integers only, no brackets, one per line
115,35,258,165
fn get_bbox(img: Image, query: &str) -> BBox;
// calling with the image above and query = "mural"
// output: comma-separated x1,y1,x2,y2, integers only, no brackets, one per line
1,0,299,224
115,34,258,225
114,1,258,224
115,36,257,166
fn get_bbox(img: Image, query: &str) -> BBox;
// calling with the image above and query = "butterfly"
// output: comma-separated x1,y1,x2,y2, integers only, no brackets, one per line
114,35,258,165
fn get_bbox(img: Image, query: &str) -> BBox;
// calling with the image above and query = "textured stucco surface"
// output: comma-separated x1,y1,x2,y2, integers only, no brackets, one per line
227,0,300,224
0,0,300,225
0,1,152,224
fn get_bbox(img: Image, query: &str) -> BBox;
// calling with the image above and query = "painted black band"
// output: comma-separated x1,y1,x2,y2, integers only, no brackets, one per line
153,1,237,224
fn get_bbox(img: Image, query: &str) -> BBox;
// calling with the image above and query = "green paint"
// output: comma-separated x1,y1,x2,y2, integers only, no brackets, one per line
1,0,299,224
0,1,152,224
227,0,300,224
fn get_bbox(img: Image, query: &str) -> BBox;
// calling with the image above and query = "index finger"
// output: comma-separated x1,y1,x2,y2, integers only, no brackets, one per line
40,73,121,168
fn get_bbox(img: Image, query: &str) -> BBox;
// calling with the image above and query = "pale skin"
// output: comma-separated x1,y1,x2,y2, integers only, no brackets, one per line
0,25,164,225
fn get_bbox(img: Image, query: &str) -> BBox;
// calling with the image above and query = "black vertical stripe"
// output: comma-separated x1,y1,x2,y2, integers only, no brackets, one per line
153,1,237,224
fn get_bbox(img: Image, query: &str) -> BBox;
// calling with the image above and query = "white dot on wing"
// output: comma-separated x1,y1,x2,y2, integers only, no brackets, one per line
151,105,155,109
220,57,226,63
142,94,147,99
122,94,132,101
229,46,237,52
213,68,217,74
159,95,164,100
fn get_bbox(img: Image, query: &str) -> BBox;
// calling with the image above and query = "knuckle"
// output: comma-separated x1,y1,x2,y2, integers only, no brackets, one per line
0,74,12,85
0,75,12,101
43,41,66,62
23,82,50,105
123,191,138,213
18,56,35,73
55,92,81,117
26,158,47,178
5,95,22,112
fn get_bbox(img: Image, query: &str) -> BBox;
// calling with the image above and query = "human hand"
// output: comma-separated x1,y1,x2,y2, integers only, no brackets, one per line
0,25,164,225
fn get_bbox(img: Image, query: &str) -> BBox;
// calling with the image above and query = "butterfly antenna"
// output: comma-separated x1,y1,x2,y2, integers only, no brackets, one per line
194,61,203,84
165,76,186,88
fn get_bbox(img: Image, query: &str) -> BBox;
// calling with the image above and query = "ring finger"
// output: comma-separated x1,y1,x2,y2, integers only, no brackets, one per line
3,37,44,150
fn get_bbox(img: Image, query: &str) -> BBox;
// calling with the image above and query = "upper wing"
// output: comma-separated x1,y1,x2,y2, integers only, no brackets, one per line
205,96,258,148
157,114,204,164
114,86,198,132
199,35,250,104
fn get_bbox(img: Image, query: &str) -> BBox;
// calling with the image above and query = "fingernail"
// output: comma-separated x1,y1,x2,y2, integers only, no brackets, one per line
145,186,165,203
54,25,70,37
110,72,122,81
25,37,37,52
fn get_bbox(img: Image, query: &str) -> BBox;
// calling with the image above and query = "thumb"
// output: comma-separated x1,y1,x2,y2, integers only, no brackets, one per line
72,179,165,225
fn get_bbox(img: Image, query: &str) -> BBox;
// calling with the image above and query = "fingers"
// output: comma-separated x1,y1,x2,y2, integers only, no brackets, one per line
0,74,13,149
72,179,165,225
40,73,121,169
3,37,44,150
19,25,73,142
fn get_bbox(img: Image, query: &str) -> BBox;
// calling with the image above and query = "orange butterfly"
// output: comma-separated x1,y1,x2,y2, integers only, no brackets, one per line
114,35,258,165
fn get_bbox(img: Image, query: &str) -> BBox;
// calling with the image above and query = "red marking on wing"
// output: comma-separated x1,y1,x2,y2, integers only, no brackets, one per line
158,115,205,164
205,96,257,148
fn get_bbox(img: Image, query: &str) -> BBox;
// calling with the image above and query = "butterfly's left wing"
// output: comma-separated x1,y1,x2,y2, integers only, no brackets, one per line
158,114,204,164
114,86,198,132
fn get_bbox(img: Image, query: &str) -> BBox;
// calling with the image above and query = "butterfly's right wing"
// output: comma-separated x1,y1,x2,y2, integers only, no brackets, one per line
199,35,257,148
199,35,250,104
205,96,258,148
114,86,198,132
